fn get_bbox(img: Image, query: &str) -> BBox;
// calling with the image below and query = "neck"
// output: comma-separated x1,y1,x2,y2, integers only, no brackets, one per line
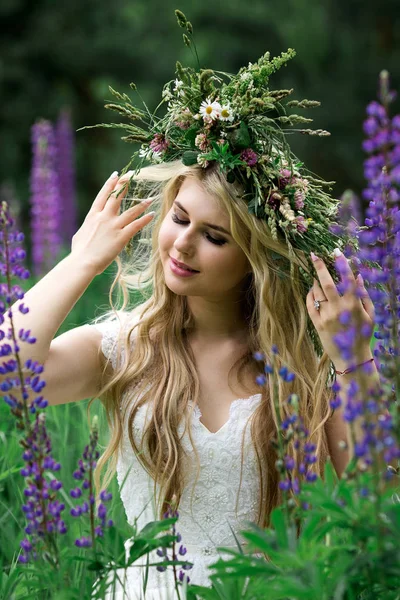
186,297,249,343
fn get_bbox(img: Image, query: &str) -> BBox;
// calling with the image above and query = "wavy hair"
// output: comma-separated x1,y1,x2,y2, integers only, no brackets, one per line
90,160,332,530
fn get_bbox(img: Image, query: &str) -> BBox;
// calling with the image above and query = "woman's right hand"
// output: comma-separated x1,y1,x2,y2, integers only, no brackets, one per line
70,171,155,276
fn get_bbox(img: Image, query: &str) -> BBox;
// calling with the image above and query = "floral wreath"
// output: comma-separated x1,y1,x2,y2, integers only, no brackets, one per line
83,10,369,357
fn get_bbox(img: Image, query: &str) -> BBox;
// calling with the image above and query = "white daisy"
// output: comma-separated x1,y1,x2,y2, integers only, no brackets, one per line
199,97,221,121
218,104,234,122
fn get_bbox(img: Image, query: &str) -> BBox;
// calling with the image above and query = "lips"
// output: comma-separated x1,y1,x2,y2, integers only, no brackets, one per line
170,257,199,272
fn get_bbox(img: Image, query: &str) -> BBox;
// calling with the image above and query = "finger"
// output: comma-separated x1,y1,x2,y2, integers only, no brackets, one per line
119,199,153,227
103,178,132,215
122,210,155,241
90,171,119,213
306,286,321,322
310,252,340,304
356,274,375,322
333,249,358,298
312,277,326,300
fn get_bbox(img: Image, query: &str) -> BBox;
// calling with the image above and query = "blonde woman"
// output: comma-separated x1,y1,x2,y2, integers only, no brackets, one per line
4,18,380,597
5,158,379,598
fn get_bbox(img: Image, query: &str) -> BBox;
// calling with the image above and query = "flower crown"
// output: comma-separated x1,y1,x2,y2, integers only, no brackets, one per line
86,10,360,305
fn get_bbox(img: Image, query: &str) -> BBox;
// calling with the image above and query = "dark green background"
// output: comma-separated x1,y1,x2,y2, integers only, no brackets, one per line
1,0,399,236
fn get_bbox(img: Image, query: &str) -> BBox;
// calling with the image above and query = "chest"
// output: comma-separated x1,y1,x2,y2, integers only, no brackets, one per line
189,339,261,434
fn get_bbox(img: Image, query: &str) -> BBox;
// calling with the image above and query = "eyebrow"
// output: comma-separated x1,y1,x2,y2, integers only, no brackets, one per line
173,201,231,236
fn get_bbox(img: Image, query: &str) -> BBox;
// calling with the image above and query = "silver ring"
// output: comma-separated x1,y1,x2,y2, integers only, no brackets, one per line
314,299,328,311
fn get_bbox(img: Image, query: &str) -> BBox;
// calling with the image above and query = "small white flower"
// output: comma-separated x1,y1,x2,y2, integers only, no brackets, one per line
167,100,181,116
199,97,222,121
138,147,152,159
173,79,184,97
220,131,228,138
197,154,210,168
240,72,252,82
162,88,172,101
138,147,162,163
218,104,234,122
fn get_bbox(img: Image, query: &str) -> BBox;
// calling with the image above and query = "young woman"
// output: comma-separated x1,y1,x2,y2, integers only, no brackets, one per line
5,158,378,598
4,19,379,597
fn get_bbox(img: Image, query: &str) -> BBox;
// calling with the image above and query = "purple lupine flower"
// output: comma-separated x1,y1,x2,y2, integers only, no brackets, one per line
70,415,113,549
0,202,68,564
156,501,192,586
30,119,63,277
328,71,400,473
0,202,49,428
56,109,78,245
254,347,318,502
18,412,67,562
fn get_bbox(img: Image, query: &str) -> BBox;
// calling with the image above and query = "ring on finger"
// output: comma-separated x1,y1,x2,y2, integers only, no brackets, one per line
314,298,328,311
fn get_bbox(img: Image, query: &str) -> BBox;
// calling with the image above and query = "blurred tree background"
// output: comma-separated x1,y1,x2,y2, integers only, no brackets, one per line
0,0,399,239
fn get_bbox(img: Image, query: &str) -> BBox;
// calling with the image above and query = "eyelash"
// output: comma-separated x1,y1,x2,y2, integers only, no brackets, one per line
171,213,227,246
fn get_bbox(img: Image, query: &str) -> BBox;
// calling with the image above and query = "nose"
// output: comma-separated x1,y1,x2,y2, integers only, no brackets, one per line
173,225,196,256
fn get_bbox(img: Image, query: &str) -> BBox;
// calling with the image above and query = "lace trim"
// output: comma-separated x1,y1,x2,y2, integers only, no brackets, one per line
189,393,262,435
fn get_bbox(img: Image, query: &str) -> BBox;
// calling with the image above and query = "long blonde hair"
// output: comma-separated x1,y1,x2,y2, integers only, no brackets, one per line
90,160,331,529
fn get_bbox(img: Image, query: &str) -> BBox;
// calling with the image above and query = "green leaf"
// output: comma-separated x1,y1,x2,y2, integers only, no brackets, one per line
324,459,339,493
182,151,199,165
184,125,200,148
271,507,289,549
228,121,251,149
0,465,21,482
138,518,177,538
226,170,236,183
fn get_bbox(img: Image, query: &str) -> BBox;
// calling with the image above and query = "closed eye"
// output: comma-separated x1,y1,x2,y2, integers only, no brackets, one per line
171,213,227,246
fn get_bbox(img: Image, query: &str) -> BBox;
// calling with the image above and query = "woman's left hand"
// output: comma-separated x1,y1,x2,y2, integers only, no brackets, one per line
306,249,375,371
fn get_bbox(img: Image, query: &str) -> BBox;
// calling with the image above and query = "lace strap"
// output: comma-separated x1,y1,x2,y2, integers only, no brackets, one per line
92,320,122,371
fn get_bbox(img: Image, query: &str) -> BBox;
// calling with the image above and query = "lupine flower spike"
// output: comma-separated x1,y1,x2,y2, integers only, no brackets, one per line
56,109,78,245
156,496,192,589
70,415,114,549
30,119,63,277
253,347,318,520
0,202,67,564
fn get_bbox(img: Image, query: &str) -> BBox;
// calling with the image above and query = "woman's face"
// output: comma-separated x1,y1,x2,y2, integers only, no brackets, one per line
158,176,251,299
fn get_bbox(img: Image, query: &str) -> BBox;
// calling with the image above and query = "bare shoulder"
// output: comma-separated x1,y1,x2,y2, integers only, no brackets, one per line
44,324,111,406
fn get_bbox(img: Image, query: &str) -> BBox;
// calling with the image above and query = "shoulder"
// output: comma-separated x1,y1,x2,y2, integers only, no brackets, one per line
90,307,143,371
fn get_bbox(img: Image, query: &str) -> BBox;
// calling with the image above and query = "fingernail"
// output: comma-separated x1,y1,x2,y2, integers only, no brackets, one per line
357,273,364,285
110,171,118,179
310,252,319,262
333,248,342,257
143,198,153,204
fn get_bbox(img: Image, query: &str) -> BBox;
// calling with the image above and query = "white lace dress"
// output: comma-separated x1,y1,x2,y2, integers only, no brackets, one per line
93,319,263,600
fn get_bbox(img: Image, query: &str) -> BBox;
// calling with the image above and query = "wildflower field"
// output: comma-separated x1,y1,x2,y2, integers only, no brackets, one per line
1,3,400,597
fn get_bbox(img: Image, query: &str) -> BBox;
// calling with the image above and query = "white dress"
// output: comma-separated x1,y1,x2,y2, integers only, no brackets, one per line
93,318,263,600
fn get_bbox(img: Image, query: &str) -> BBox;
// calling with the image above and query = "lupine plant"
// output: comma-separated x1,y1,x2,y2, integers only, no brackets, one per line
56,109,78,245
69,415,114,549
156,499,193,589
30,119,63,277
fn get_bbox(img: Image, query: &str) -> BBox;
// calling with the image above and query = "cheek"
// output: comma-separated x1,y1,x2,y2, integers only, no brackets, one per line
157,218,173,250
207,250,248,281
